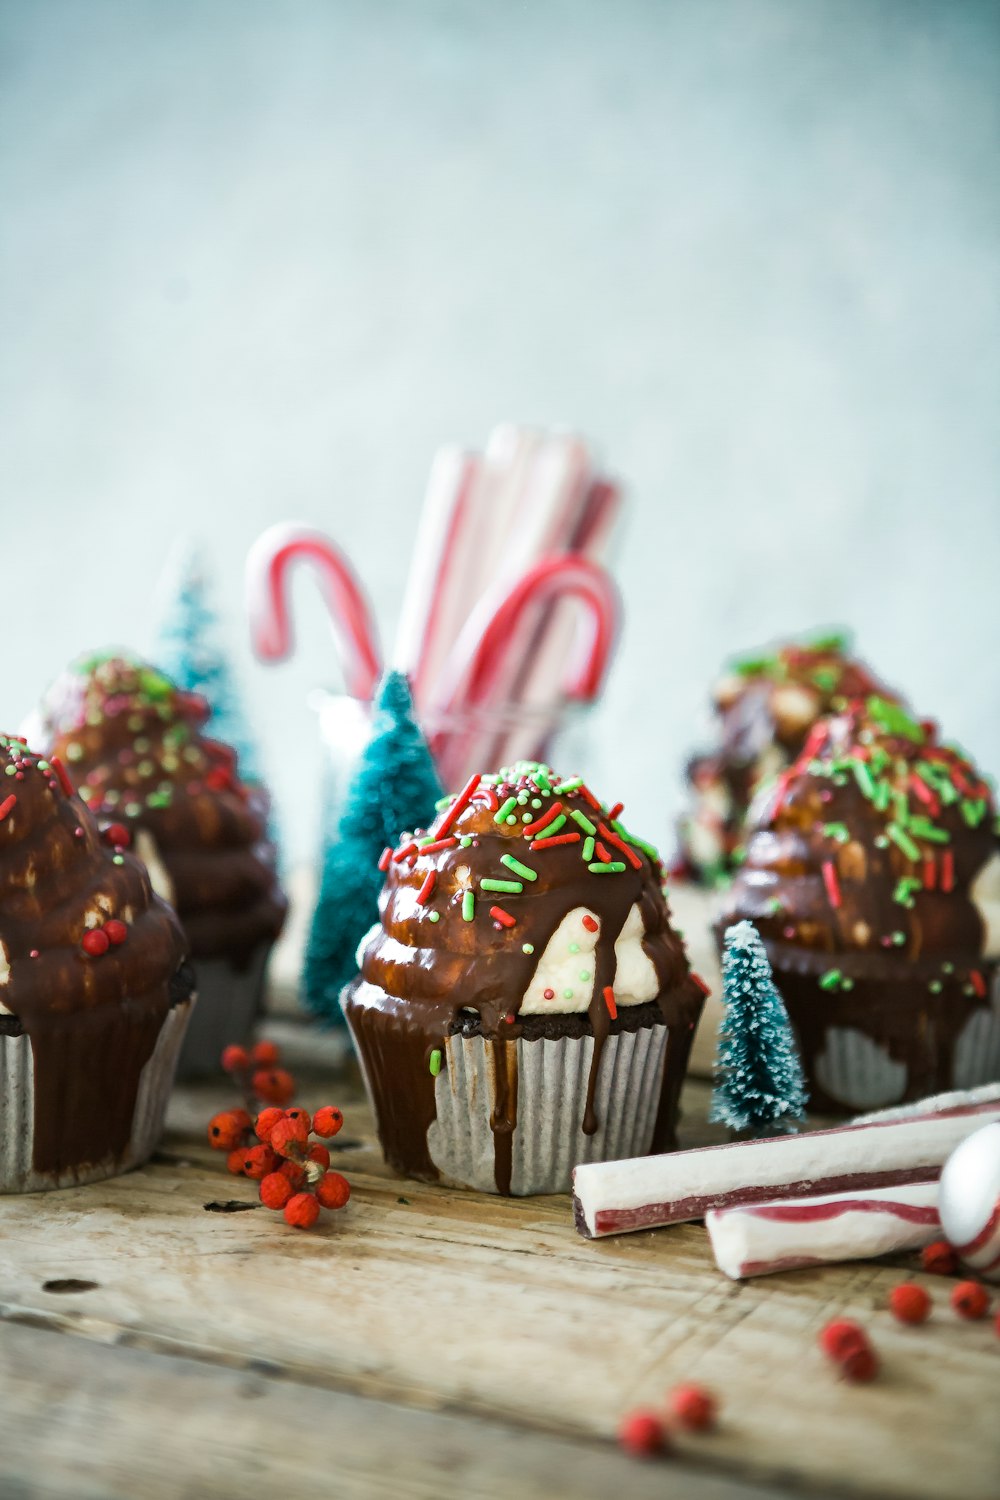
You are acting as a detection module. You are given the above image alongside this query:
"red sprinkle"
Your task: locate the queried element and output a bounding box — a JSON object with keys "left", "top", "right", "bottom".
{"left": 606, "top": 802, "right": 624, "bottom": 821}
{"left": 104, "top": 822, "right": 131, "bottom": 849}
{"left": 81, "top": 928, "right": 109, "bottom": 957}
{"left": 597, "top": 821, "right": 643, "bottom": 869}
{"left": 418, "top": 837, "right": 458, "bottom": 855}
{"left": 970, "top": 970, "right": 987, "bottom": 998}
{"left": 921, "top": 1240, "right": 958, "bottom": 1275}
{"left": 578, "top": 784, "right": 602, "bottom": 811}
{"left": 0, "top": 794, "right": 16, "bottom": 821}
{"left": 923, "top": 856, "right": 937, "bottom": 891}
{"left": 594, "top": 841, "right": 613, "bottom": 863}
{"left": 50, "top": 756, "right": 75, "bottom": 798}
{"left": 822, "top": 860, "right": 841, "bottom": 908}
{"left": 392, "top": 841, "right": 418, "bottom": 864}
{"left": 603, "top": 985, "right": 618, "bottom": 1020}
{"left": 690, "top": 972, "right": 711, "bottom": 997}
{"left": 489, "top": 905, "right": 516, "bottom": 928}
{"left": 889, "top": 1283, "right": 931, "bottom": 1324}
{"left": 377, "top": 846, "right": 392, "bottom": 871}
{"left": 521, "top": 799, "right": 564, "bottom": 837}
{"left": 582, "top": 915, "right": 599, "bottom": 933}
{"left": 543, "top": 988, "right": 555, "bottom": 1000}
{"left": 529, "top": 831, "right": 581, "bottom": 849}
{"left": 416, "top": 870, "right": 437, "bottom": 906}
{"left": 952, "top": 1281, "right": 990, "bottom": 1320}
{"left": 434, "top": 773, "right": 482, "bottom": 838}
{"left": 941, "top": 849, "right": 955, "bottom": 893}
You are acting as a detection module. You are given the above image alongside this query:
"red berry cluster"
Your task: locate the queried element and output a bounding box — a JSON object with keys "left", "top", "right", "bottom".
{"left": 819, "top": 1318, "right": 879, "bottom": 1382}
{"left": 207, "top": 1040, "right": 349, "bottom": 1231}
{"left": 81, "top": 918, "right": 128, "bottom": 957}
{"left": 618, "top": 1383, "right": 718, "bottom": 1458}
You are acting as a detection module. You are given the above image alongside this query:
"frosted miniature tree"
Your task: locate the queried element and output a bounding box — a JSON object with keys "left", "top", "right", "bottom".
{"left": 709, "top": 920, "right": 809, "bottom": 1135}
{"left": 153, "top": 544, "right": 263, "bottom": 784}
{"left": 304, "top": 671, "right": 443, "bottom": 1024}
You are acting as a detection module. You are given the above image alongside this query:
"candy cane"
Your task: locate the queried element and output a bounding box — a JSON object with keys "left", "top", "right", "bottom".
{"left": 246, "top": 524, "right": 382, "bottom": 700}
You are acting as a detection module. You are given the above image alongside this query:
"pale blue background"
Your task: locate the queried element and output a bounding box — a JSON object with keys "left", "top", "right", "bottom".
{"left": 2, "top": 0, "right": 998, "bottom": 865}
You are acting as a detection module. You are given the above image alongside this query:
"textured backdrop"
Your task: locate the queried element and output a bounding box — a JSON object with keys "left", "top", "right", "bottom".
{"left": 2, "top": 0, "right": 998, "bottom": 864}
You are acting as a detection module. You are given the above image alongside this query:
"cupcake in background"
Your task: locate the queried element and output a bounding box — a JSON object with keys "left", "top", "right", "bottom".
{"left": 343, "top": 760, "right": 707, "bottom": 1196}
{"left": 0, "top": 732, "right": 193, "bottom": 1192}
{"left": 31, "top": 653, "right": 286, "bottom": 1076}
{"left": 677, "top": 632, "right": 899, "bottom": 887}
{"left": 720, "top": 695, "right": 1000, "bottom": 1112}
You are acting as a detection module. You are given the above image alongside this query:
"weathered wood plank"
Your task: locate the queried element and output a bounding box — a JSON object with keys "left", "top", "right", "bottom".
{"left": 0, "top": 1322, "right": 797, "bottom": 1500}
{"left": 0, "top": 1064, "right": 995, "bottom": 1500}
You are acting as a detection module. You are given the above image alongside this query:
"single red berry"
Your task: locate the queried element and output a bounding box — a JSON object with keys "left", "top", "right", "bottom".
{"left": 952, "top": 1281, "right": 990, "bottom": 1320}
{"left": 269, "top": 1115, "right": 309, "bottom": 1158}
{"left": 103, "top": 918, "right": 128, "bottom": 946}
{"left": 255, "top": 1107, "right": 285, "bottom": 1143}
{"left": 312, "top": 1106, "right": 344, "bottom": 1138}
{"left": 252, "top": 1067, "right": 296, "bottom": 1105}
{"left": 921, "top": 1240, "right": 958, "bottom": 1276}
{"left": 259, "top": 1172, "right": 295, "bottom": 1210}
{"left": 307, "top": 1143, "right": 331, "bottom": 1170}
{"left": 82, "top": 928, "right": 109, "bottom": 957}
{"left": 284, "top": 1192, "right": 321, "bottom": 1229}
{"left": 236, "top": 1144, "right": 280, "bottom": 1181}
{"left": 283, "top": 1106, "right": 311, "bottom": 1132}
{"left": 888, "top": 1283, "right": 931, "bottom": 1324}
{"left": 280, "top": 1161, "right": 308, "bottom": 1188}
{"left": 315, "top": 1171, "right": 351, "bottom": 1210}
{"left": 668, "top": 1383, "right": 717, "bottom": 1431}
{"left": 104, "top": 822, "right": 131, "bottom": 848}
{"left": 618, "top": 1409, "right": 668, "bottom": 1458}
{"left": 251, "top": 1039, "right": 280, "bottom": 1067}
{"left": 841, "top": 1345, "right": 879, "bottom": 1383}
{"left": 818, "top": 1319, "right": 868, "bottom": 1362}
{"left": 221, "top": 1044, "right": 250, "bottom": 1073}
{"left": 207, "top": 1109, "right": 252, "bottom": 1151}
{"left": 227, "top": 1147, "right": 248, "bottom": 1176}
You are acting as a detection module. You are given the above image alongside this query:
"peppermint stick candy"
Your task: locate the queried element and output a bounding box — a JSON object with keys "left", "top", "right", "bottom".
{"left": 706, "top": 1182, "right": 940, "bottom": 1279}
{"left": 572, "top": 1084, "right": 1000, "bottom": 1240}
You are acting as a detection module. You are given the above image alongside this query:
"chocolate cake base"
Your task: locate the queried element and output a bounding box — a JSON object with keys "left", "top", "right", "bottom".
{"left": 176, "top": 943, "right": 272, "bottom": 1079}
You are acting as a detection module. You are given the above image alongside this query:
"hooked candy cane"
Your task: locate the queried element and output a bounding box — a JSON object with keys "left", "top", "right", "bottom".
{"left": 246, "top": 523, "right": 382, "bottom": 701}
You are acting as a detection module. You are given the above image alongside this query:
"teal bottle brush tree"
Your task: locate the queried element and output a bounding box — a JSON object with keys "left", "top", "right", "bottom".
{"left": 710, "top": 920, "right": 809, "bottom": 1135}
{"left": 304, "top": 671, "right": 443, "bottom": 1024}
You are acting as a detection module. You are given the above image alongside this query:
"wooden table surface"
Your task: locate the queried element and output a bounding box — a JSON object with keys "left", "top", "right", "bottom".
{"left": 1, "top": 1022, "right": 996, "bottom": 1500}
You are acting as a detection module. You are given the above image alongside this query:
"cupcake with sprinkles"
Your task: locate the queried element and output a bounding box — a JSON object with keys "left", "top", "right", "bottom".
{"left": 720, "top": 696, "right": 1000, "bottom": 1112}
{"left": 343, "top": 761, "right": 707, "bottom": 1195}
{"left": 678, "top": 632, "right": 899, "bottom": 886}
{"left": 0, "top": 732, "right": 194, "bottom": 1192}
{"left": 31, "top": 653, "right": 286, "bottom": 1076}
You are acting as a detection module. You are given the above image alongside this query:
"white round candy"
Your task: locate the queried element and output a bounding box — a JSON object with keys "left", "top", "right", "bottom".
{"left": 938, "top": 1122, "right": 1000, "bottom": 1283}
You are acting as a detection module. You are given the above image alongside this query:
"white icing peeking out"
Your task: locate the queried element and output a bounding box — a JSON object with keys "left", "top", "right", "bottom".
{"left": 519, "top": 903, "right": 659, "bottom": 1016}
{"left": 135, "top": 829, "right": 174, "bottom": 906}
{"left": 970, "top": 851, "right": 1000, "bottom": 958}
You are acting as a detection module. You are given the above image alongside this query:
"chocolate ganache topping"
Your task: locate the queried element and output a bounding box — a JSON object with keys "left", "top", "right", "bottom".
{"left": 32, "top": 654, "right": 286, "bottom": 967}
{"left": 721, "top": 695, "right": 1000, "bottom": 989}
{"left": 680, "top": 632, "right": 900, "bottom": 884}
{"left": 0, "top": 732, "right": 190, "bottom": 1175}
{"left": 344, "top": 762, "right": 705, "bottom": 1192}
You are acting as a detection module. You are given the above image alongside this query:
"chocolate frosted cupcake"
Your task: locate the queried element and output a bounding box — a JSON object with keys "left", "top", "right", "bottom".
{"left": 32, "top": 654, "right": 286, "bottom": 1076}
{"left": 679, "top": 633, "right": 898, "bottom": 885}
{"left": 720, "top": 697, "right": 1000, "bottom": 1112}
{"left": 0, "top": 732, "right": 193, "bottom": 1192}
{"left": 343, "top": 762, "right": 706, "bottom": 1195}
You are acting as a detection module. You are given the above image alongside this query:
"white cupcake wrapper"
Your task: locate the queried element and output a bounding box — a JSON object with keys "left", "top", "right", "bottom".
{"left": 176, "top": 945, "right": 271, "bottom": 1078}
{"left": 954, "top": 981, "right": 1000, "bottom": 1088}
{"left": 426, "top": 1024, "right": 669, "bottom": 1196}
{"left": 813, "top": 1026, "right": 909, "bottom": 1112}
{"left": 0, "top": 996, "right": 194, "bottom": 1194}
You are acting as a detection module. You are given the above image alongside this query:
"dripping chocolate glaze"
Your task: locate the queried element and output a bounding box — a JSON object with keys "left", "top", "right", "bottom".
{"left": 343, "top": 769, "right": 704, "bottom": 1193}
{"left": 720, "top": 701, "right": 999, "bottom": 1107}
{"left": 33, "top": 655, "right": 286, "bottom": 969}
{"left": 0, "top": 736, "right": 190, "bottom": 1177}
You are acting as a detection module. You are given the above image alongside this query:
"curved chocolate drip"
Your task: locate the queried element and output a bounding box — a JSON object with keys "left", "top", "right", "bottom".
{"left": 34, "top": 655, "right": 286, "bottom": 968}
{"left": 344, "top": 765, "right": 703, "bottom": 1191}
{"left": 0, "top": 733, "right": 189, "bottom": 1174}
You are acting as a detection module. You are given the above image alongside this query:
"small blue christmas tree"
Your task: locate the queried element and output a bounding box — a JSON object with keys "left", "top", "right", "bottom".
{"left": 153, "top": 544, "right": 263, "bottom": 784}
{"left": 710, "top": 920, "right": 809, "bottom": 1135}
{"left": 304, "top": 671, "right": 443, "bottom": 1024}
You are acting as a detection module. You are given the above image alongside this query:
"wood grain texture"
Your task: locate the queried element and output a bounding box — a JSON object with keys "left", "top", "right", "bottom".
{"left": 0, "top": 1057, "right": 996, "bottom": 1500}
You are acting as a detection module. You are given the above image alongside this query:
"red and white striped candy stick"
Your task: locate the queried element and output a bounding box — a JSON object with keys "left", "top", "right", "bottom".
{"left": 246, "top": 523, "right": 382, "bottom": 700}
{"left": 432, "top": 555, "right": 620, "bottom": 787}
{"left": 572, "top": 1084, "right": 1000, "bottom": 1240}
{"left": 706, "top": 1182, "right": 940, "bottom": 1280}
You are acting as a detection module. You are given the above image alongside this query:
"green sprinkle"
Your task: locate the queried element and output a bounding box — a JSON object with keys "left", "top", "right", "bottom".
{"left": 460, "top": 836, "right": 473, "bottom": 848}
{"left": 428, "top": 1049, "right": 442, "bottom": 1077}
{"left": 516, "top": 792, "right": 529, "bottom": 805}
{"left": 887, "top": 823, "right": 920, "bottom": 862}
{"left": 570, "top": 809, "right": 597, "bottom": 835}
{"left": 579, "top": 970, "right": 591, "bottom": 982}
{"left": 961, "top": 798, "right": 986, "bottom": 828}
{"left": 908, "top": 816, "right": 949, "bottom": 843}
{"left": 522, "top": 943, "right": 534, "bottom": 955}
{"left": 892, "top": 930, "right": 906, "bottom": 946}
{"left": 112, "top": 855, "right": 124, "bottom": 865}
{"left": 534, "top": 770, "right": 551, "bottom": 793}
{"left": 582, "top": 835, "right": 595, "bottom": 862}
{"left": 500, "top": 854, "right": 537, "bottom": 882}
{"left": 435, "top": 795, "right": 452, "bottom": 811}
{"left": 941, "top": 961, "right": 954, "bottom": 974}
{"left": 521, "top": 812, "right": 533, "bottom": 823}
{"left": 610, "top": 820, "right": 660, "bottom": 862}
{"left": 481, "top": 878, "right": 523, "bottom": 894}
{"left": 929, "top": 980, "right": 943, "bottom": 995}
{"left": 3, "top": 766, "right": 14, "bottom": 777}
{"left": 867, "top": 695, "right": 924, "bottom": 743}
{"left": 874, "top": 834, "right": 889, "bottom": 849}
{"left": 563, "top": 988, "right": 575, "bottom": 1000}
{"left": 428, "top": 911, "right": 441, "bottom": 923}
{"left": 822, "top": 822, "right": 850, "bottom": 843}
{"left": 554, "top": 777, "right": 583, "bottom": 794}
{"left": 569, "top": 941, "right": 580, "bottom": 954}
{"left": 495, "top": 796, "right": 518, "bottom": 824}
{"left": 462, "top": 891, "right": 475, "bottom": 922}
{"left": 505, "top": 815, "right": 517, "bottom": 826}
{"left": 819, "top": 969, "right": 843, "bottom": 991}
{"left": 65, "top": 742, "right": 83, "bottom": 762}
{"left": 851, "top": 760, "right": 876, "bottom": 800}
{"left": 531, "top": 799, "right": 542, "bottom": 810}
{"left": 588, "top": 861, "right": 626, "bottom": 874}
{"left": 541, "top": 813, "right": 567, "bottom": 837}
{"left": 893, "top": 877, "right": 921, "bottom": 908}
